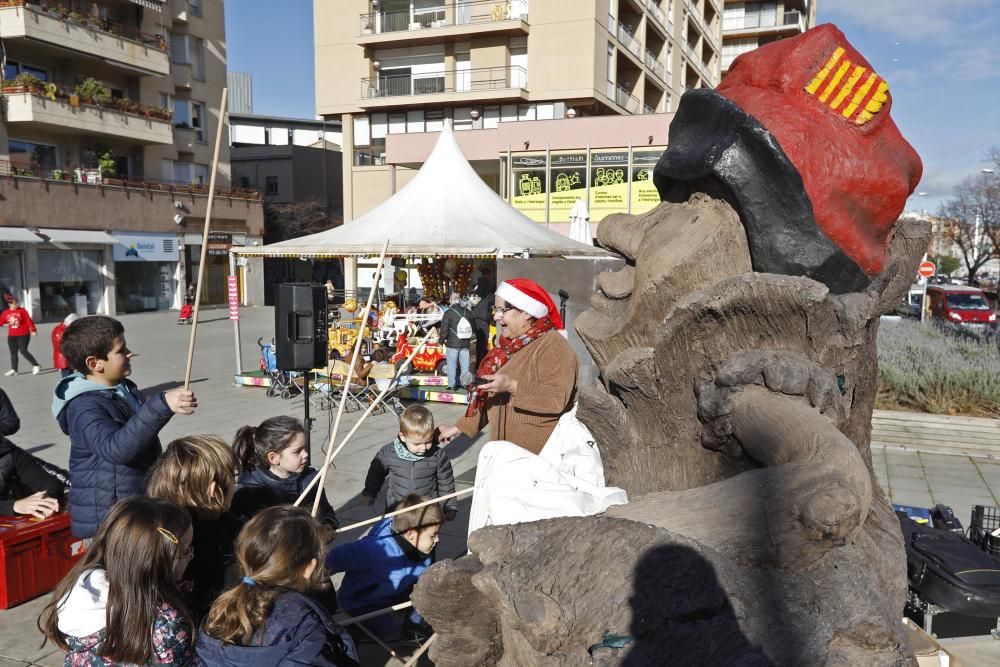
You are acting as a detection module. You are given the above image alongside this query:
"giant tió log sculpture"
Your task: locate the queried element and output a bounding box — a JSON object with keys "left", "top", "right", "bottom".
{"left": 413, "top": 25, "right": 930, "bottom": 666}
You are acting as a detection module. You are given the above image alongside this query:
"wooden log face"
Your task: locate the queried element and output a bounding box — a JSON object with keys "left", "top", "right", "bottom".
{"left": 414, "top": 211, "right": 931, "bottom": 666}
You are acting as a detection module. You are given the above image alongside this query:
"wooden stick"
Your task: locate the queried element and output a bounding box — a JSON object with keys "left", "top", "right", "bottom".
{"left": 354, "top": 622, "right": 407, "bottom": 664}
{"left": 339, "top": 600, "right": 413, "bottom": 626}
{"left": 403, "top": 633, "right": 437, "bottom": 667}
{"left": 293, "top": 329, "right": 434, "bottom": 507}
{"left": 183, "top": 87, "right": 228, "bottom": 391}
{"left": 336, "top": 487, "right": 473, "bottom": 534}
{"left": 310, "top": 239, "right": 390, "bottom": 516}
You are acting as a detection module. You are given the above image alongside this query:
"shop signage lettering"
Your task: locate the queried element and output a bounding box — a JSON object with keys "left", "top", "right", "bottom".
{"left": 112, "top": 232, "right": 179, "bottom": 262}
{"left": 208, "top": 232, "right": 233, "bottom": 257}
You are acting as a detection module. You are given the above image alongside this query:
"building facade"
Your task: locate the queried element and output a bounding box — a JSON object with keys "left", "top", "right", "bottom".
{"left": 315, "top": 0, "right": 724, "bottom": 289}
{"left": 0, "top": 0, "right": 264, "bottom": 321}
{"left": 721, "top": 0, "right": 815, "bottom": 73}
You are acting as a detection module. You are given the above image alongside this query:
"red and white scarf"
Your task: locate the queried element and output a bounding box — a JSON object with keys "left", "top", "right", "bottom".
{"left": 465, "top": 316, "right": 556, "bottom": 418}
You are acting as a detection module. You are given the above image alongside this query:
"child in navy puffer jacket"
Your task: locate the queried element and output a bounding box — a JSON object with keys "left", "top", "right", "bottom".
{"left": 229, "top": 415, "right": 338, "bottom": 530}
{"left": 197, "top": 506, "right": 358, "bottom": 667}
{"left": 51, "top": 316, "right": 197, "bottom": 538}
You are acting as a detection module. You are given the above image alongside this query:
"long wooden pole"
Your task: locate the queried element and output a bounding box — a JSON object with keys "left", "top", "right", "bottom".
{"left": 339, "top": 601, "right": 413, "bottom": 626}
{"left": 183, "top": 87, "right": 228, "bottom": 390}
{"left": 335, "top": 487, "right": 474, "bottom": 534}
{"left": 293, "top": 328, "right": 434, "bottom": 507}
{"left": 310, "top": 240, "right": 390, "bottom": 516}
{"left": 355, "top": 622, "right": 407, "bottom": 664}
{"left": 403, "top": 633, "right": 437, "bottom": 667}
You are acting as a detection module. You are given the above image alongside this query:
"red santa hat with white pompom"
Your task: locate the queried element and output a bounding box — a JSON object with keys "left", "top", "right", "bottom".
{"left": 495, "top": 278, "right": 564, "bottom": 330}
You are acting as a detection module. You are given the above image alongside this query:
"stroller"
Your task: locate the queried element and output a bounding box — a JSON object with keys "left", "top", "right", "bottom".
{"left": 257, "top": 338, "right": 301, "bottom": 399}
{"left": 177, "top": 299, "right": 193, "bottom": 325}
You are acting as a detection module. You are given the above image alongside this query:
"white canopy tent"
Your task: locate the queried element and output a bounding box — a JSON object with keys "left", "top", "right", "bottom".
{"left": 232, "top": 121, "right": 609, "bottom": 260}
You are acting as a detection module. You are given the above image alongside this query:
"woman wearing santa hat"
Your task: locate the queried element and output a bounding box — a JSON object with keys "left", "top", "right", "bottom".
{"left": 437, "top": 278, "right": 578, "bottom": 455}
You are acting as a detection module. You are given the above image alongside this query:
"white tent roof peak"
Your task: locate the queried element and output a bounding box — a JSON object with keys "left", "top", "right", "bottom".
{"left": 235, "top": 121, "right": 610, "bottom": 259}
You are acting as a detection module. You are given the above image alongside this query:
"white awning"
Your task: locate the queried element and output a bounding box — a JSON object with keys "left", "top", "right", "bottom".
{"left": 128, "top": 0, "right": 164, "bottom": 11}
{"left": 35, "top": 228, "right": 117, "bottom": 245}
{"left": 0, "top": 227, "right": 42, "bottom": 243}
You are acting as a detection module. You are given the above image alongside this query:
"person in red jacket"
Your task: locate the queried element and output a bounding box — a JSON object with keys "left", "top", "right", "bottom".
{"left": 51, "top": 313, "right": 78, "bottom": 378}
{"left": 1, "top": 294, "right": 40, "bottom": 376}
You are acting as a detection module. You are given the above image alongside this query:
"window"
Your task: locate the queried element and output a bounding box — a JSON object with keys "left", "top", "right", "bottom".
{"left": 172, "top": 161, "right": 194, "bottom": 184}
{"left": 195, "top": 163, "right": 209, "bottom": 185}
{"left": 170, "top": 34, "right": 205, "bottom": 80}
{"left": 188, "top": 0, "right": 202, "bottom": 17}
{"left": 8, "top": 139, "right": 58, "bottom": 174}
{"left": 191, "top": 102, "right": 205, "bottom": 142}
{"left": 265, "top": 176, "right": 278, "bottom": 195}
{"left": 174, "top": 99, "right": 190, "bottom": 128}
{"left": 424, "top": 109, "right": 444, "bottom": 132}
{"left": 159, "top": 92, "right": 174, "bottom": 110}
{"left": 406, "top": 110, "right": 424, "bottom": 133}
{"left": 3, "top": 61, "right": 48, "bottom": 81}
{"left": 239, "top": 176, "right": 250, "bottom": 188}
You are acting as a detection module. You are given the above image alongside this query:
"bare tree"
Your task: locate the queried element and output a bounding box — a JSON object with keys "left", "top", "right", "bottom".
{"left": 263, "top": 197, "right": 335, "bottom": 244}
{"left": 938, "top": 162, "right": 1000, "bottom": 283}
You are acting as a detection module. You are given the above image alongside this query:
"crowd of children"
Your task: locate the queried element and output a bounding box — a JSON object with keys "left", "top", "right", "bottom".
{"left": 0, "top": 312, "right": 462, "bottom": 666}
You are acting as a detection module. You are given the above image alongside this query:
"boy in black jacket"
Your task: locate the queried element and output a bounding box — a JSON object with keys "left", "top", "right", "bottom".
{"left": 0, "top": 435, "right": 68, "bottom": 517}
{"left": 362, "top": 405, "right": 457, "bottom": 520}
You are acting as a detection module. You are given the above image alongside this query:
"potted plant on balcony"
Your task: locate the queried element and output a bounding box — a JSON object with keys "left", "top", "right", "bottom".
{"left": 98, "top": 150, "right": 116, "bottom": 180}
{"left": 75, "top": 77, "right": 110, "bottom": 107}
{"left": 6, "top": 72, "right": 44, "bottom": 94}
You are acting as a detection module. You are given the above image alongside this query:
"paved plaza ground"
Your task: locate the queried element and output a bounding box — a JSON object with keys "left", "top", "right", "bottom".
{"left": 0, "top": 306, "right": 998, "bottom": 665}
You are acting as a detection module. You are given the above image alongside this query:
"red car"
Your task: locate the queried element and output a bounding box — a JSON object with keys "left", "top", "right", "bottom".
{"left": 390, "top": 333, "right": 448, "bottom": 374}
{"left": 926, "top": 285, "right": 997, "bottom": 329}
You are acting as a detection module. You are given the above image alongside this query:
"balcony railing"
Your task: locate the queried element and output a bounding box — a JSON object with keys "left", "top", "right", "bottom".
{"left": 0, "top": 160, "right": 262, "bottom": 200}
{"left": 1, "top": 80, "right": 172, "bottom": 122}
{"left": 615, "top": 84, "right": 640, "bottom": 113}
{"left": 783, "top": 10, "right": 804, "bottom": 30}
{"left": 644, "top": 49, "right": 666, "bottom": 81}
{"left": 359, "top": 0, "right": 528, "bottom": 35}
{"left": 361, "top": 65, "right": 526, "bottom": 98}
{"left": 723, "top": 10, "right": 804, "bottom": 34}
{"left": 643, "top": 103, "right": 655, "bottom": 114}
{"left": 0, "top": 1, "right": 169, "bottom": 75}
{"left": 617, "top": 23, "right": 642, "bottom": 58}
{"left": 646, "top": 0, "right": 666, "bottom": 25}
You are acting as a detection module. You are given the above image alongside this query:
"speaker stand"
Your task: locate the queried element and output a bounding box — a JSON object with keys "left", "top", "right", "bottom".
{"left": 302, "top": 370, "right": 314, "bottom": 450}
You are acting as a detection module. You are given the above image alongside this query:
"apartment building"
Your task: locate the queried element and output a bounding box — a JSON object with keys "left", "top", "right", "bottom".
{"left": 0, "top": 0, "right": 264, "bottom": 321}
{"left": 721, "top": 0, "right": 815, "bottom": 73}
{"left": 315, "top": 0, "right": 724, "bottom": 249}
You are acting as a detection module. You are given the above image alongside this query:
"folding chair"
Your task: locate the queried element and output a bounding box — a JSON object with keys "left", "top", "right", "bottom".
{"left": 317, "top": 361, "right": 373, "bottom": 413}
{"left": 370, "top": 362, "right": 405, "bottom": 416}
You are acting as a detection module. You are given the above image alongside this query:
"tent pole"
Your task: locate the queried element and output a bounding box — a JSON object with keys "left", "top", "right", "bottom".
{"left": 544, "top": 143, "right": 551, "bottom": 228}
{"left": 229, "top": 250, "right": 243, "bottom": 375}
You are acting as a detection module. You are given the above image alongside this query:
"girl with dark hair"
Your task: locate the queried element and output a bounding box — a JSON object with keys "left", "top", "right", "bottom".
{"left": 38, "top": 496, "right": 194, "bottom": 666}
{"left": 147, "top": 435, "right": 242, "bottom": 623}
{"left": 229, "top": 415, "right": 338, "bottom": 531}
{"left": 196, "top": 506, "right": 358, "bottom": 667}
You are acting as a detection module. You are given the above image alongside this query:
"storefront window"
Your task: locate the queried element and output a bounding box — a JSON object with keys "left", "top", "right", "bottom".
{"left": 116, "top": 263, "right": 176, "bottom": 313}
{"left": 0, "top": 251, "right": 25, "bottom": 304}
{"left": 38, "top": 249, "right": 104, "bottom": 322}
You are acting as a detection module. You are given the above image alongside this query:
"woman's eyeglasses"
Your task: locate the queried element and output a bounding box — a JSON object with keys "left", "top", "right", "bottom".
{"left": 492, "top": 305, "right": 518, "bottom": 316}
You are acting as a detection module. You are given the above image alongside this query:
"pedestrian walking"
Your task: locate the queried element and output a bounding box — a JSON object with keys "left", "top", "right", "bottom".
{"left": 439, "top": 292, "right": 473, "bottom": 390}
{"left": 1, "top": 294, "right": 40, "bottom": 376}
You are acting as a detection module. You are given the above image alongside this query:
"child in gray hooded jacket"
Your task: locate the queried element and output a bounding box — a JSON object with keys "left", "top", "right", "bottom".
{"left": 361, "top": 405, "right": 457, "bottom": 520}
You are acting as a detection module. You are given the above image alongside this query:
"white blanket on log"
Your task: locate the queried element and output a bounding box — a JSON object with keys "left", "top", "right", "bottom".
{"left": 467, "top": 406, "right": 628, "bottom": 536}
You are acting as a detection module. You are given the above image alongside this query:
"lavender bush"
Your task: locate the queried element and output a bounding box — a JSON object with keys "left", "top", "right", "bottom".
{"left": 877, "top": 318, "right": 1000, "bottom": 417}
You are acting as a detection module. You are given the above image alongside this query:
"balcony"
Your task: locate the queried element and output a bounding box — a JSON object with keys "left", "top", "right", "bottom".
{"left": 644, "top": 50, "right": 666, "bottom": 82}
{"left": 172, "top": 62, "right": 193, "bottom": 89}
{"left": 615, "top": 84, "right": 640, "bottom": 113}
{"left": 722, "top": 10, "right": 806, "bottom": 38}
{"left": 0, "top": 2, "right": 169, "bottom": 76}
{"left": 646, "top": 0, "right": 666, "bottom": 26}
{"left": 0, "top": 165, "right": 263, "bottom": 245}
{"left": 617, "top": 22, "right": 642, "bottom": 59}
{"left": 359, "top": 65, "right": 527, "bottom": 109}
{"left": 1, "top": 85, "right": 173, "bottom": 144}
{"left": 358, "top": 0, "right": 528, "bottom": 46}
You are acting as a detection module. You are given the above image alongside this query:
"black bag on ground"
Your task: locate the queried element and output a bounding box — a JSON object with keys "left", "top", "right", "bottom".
{"left": 897, "top": 510, "right": 1000, "bottom": 617}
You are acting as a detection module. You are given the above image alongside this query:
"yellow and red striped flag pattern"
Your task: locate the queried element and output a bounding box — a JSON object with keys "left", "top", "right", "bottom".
{"left": 804, "top": 46, "right": 888, "bottom": 126}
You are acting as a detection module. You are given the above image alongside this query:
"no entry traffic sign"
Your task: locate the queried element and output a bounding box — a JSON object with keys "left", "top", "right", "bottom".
{"left": 917, "top": 261, "right": 936, "bottom": 278}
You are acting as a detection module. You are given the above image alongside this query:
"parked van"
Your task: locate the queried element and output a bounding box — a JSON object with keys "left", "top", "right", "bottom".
{"left": 925, "top": 285, "right": 997, "bottom": 329}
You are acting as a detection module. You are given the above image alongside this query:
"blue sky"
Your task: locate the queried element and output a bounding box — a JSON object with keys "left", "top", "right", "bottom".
{"left": 226, "top": 1, "right": 1000, "bottom": 214}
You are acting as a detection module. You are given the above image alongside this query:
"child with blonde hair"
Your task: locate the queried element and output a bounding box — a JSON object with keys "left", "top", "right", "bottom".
{"left": 39, "top": 496, "right": 195, "bottom": 666}
{"left": 196, "top": 506, "right": 358, "bottom": 667}
{"left": 147, "top": 434, "right": 241, "bottom": 622}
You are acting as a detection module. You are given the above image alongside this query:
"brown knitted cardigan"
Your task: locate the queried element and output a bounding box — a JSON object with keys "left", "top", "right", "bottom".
{"left": 456, "top": 329, "right": 578, "bottom": 455}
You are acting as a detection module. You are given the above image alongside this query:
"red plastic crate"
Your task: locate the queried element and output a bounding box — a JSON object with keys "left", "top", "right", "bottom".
{"left": 0, "top": 513, "right": 85, "bottom": 609}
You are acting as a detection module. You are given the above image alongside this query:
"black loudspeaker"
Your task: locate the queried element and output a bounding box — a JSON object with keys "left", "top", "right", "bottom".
{"left": 275, "top": 283, "right": 328, "bottom": 371}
